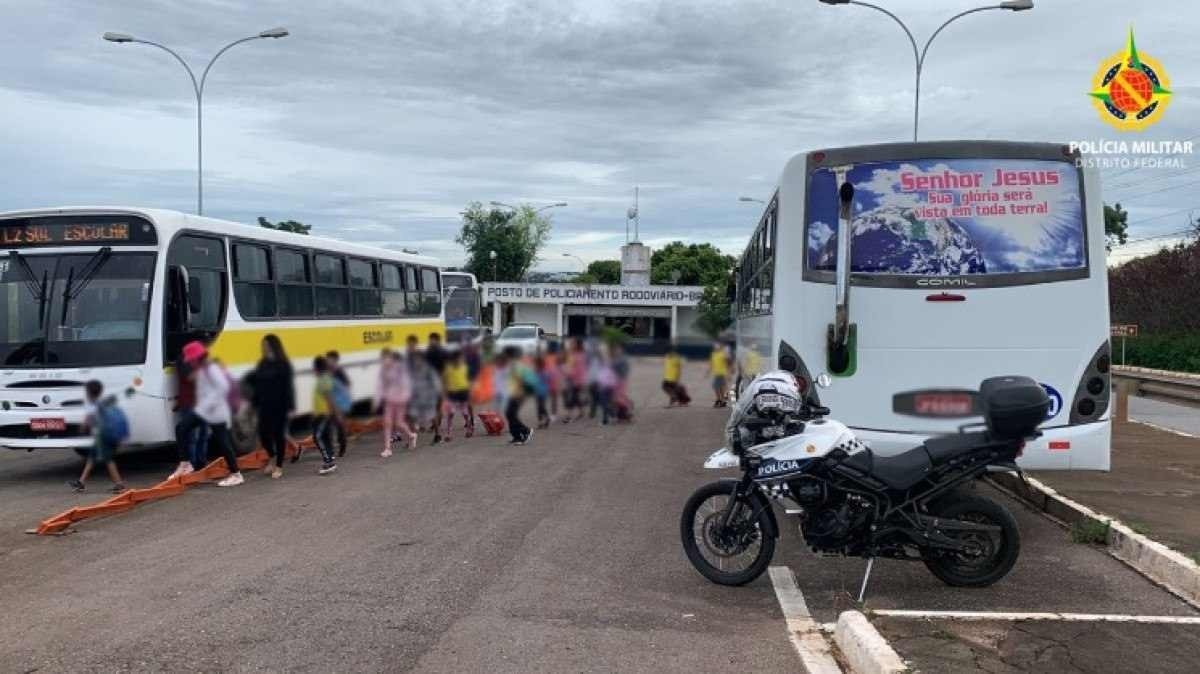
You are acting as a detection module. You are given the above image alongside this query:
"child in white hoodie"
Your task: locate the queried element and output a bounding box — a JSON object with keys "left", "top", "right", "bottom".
{"left": 181, "top": 341, "right": 244, "bottom": 487}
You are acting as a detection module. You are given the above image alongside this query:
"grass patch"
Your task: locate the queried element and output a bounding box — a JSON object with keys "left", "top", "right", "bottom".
{"left": 1070, "top": 518, "right": 1111, "bottom": 545}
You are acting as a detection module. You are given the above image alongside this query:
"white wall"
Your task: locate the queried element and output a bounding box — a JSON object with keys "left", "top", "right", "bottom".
{"left": 513, "top": 303, "right": 560, "bottom": 335}
{"left": 675, "top": 307, "right": 708, "bottom": 342}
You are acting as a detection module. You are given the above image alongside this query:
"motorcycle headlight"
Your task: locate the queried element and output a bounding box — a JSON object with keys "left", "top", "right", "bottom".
{"left": 754, "top": 392, "right": 799, "bottom": 414}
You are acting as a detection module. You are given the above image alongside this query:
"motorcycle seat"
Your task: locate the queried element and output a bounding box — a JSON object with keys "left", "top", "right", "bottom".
{"left": 841, "top": 446, "right": 931, "bottom": 491}
{"left": 922, "top": 431, "right": 991, "bottom": 465}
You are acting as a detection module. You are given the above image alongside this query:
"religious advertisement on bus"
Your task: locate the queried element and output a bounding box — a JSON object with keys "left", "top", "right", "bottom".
{"left": 807, "top": 158, "right": 1085, "bottom": 276}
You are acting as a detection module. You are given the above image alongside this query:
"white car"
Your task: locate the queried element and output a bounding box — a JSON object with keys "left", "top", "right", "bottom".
{"left": 495, "top": 324, "right": 544, "bottom": 356}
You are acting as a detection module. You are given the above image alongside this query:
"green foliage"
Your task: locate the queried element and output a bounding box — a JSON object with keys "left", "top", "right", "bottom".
{"left": 1103, "top": 203, "right": 1128, "bottom": 249}
{"left": 651, "top": 241, "right": 736, "bottom": 286}
{"left": 456, "top": 202, "right": 552, "bottom": 282}
{"left": 695, "top": 283, "right": 733, "bottom": 339}
{"left": 573, "top": 272, "right": 599, "bottom": 285}
{"left": 1109, "top": 239, "right": 1200, "bottom": 345}
{"left": 1118, "top": 333, "right": 1200, "bottom": 373}
{"left": 1070, "top": 518, "right": 1111, "bottom": 545}
{"left": 258, "top": 216, "right": 311, "bottom": 235}
{"left": 586, "top": 260, "right": 621, "bottom": 284}
{"left": 599, "top": 325, "right": 628, "bottom": 346}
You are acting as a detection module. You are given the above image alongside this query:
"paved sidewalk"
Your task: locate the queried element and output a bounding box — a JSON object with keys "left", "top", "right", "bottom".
{"left": 1030, "top": 418, "right": 1200, "bottom": 561}
{"left": 874, "top": 616, "right": 1200, "bottom": 673}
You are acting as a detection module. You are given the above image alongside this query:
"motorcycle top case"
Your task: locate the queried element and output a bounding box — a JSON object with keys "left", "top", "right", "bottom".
{"left": 979, "top": 375, "right": 1050, "bottom": 439}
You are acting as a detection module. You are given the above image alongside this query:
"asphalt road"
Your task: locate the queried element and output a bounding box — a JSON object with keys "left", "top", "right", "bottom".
{"left": 0, "top": 361, "right": 796, "bottom": 673}
{"left": 1129, "top": 395, "right": 1200, "bottom": 437}
{"left": 1, "top": 359, "right": 1195, "bottom": 672}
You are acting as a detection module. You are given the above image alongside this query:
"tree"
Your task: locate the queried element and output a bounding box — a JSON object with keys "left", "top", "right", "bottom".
{"left": 695, "top": 282, "right": 733, "bottom": 339}
{"left": 258, "top": 216, "right": 312, "bottom": 235}
{"left": 457, "top": 202, "right": 552, "bottom": 282}
{"left": 586, "top": 260, "right": 621, "bottom": 284}
{"left": 1104, "top": 203, "right": 1128, "bottom": 249}
{"left": 651, "top": 241, "right": 736, "bottom": 286}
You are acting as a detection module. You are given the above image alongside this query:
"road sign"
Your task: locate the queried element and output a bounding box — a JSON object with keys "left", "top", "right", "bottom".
{"left": 1111, "top": 324, "right": 1139, "bottom": 338}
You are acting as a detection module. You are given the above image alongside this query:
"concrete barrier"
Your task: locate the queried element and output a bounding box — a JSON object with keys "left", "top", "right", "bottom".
{"left": 834, "top": 611, "right": 908, "bottom": 674}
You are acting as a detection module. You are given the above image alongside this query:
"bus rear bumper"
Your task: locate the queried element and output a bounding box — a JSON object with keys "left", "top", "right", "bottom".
{"left": 853, "top": 421, "right": 1112, "bottom": 471}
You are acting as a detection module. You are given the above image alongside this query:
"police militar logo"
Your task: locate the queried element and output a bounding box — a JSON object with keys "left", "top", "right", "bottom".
{"left": 1088, "top": 28, "right": 1172, "bottom": 131}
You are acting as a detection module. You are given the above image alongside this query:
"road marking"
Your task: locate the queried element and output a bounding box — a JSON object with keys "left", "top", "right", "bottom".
{"left": 874, "top": 610, "right": 1200, "bottom": 624}
{"left": 768, "top": 565, "right": 842, "bottom": 674}
{"left": 1130, "top": 417, "right": 1200, "bottom": 439}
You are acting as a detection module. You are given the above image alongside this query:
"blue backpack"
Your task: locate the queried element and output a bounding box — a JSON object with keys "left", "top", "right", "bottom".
{"left": 97, "top": 401, "right": 130, "bottom": 445}
{"left": 330, "top": 377, "right": 353, "bottom": 414}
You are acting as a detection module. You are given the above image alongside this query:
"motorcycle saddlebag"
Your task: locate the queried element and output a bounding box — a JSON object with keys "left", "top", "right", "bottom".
{"left": 979, "top": 375, "right": 1050, "bottom": 439}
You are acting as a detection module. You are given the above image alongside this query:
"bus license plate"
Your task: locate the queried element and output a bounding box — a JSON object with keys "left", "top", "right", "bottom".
{"left": 30, "top": 418, "right": 66, "bottom": 432}
{"left": 914, "top": 393, "right": 973, "bottom": 417}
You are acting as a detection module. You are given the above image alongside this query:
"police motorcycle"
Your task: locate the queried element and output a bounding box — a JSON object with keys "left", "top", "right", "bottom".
{"left": 680, "top": 370, "right": 1049, "bottom": 594}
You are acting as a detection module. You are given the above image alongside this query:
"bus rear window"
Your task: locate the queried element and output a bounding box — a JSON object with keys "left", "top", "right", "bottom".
{"left": 806, "top": 158, "right": 1085, "bottom": 277}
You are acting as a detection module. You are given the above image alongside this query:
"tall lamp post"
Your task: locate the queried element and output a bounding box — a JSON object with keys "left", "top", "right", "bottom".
{"left": 817, "top": 0, "right": 1033, "bottom": 141}
{"left": 103, "top": 28, "right": 289, "bottom": 215}
{"left": 562, "top": 253, "right": 587, "bottom": 271}
{"left": 490, "top": 201, "right": 568, "bottom": 214}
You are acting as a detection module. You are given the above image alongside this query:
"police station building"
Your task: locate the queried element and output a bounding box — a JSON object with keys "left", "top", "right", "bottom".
{"left": 481, "top": 242, "right": 708, "bottom": 351}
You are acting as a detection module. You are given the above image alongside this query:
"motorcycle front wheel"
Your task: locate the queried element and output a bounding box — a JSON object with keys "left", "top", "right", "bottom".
{"left": 680, "top": 480, "right": 775, "bottom": 586}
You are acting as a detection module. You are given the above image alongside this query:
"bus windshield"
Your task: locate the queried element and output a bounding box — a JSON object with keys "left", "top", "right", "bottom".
{"left": 442, "top": 274, "right": 475, "bottom": 290}
{"left": 445, "top": 287, "right": 481, "bottom": 328}
{"left": 806, "top": 158, "right": 1086, "bottom": 281}
{"left": 0, "top": 251, "right": 155, "bottom": 367}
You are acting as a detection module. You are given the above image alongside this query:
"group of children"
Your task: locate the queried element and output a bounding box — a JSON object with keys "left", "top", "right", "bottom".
{"left": 68, "top": 332, "right": 737, "bottom": 493}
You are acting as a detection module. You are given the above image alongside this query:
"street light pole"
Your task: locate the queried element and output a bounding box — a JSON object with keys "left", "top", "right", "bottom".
{"left": 562, "top": 253, "right": 586, "bottom": 270}
{"left": 490, "top": 201, "right": 568, "bottom": 214}
{"left": 103, "top": 28, "right": 289, "bottom": 215}
{"left": 818, "top": 0, "right": 1032, "bottom": 141}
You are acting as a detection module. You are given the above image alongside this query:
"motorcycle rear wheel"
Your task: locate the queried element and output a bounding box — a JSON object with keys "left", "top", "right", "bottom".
{"left": 680, "top": 481, "right": 775, "bottom": 586}
{"left": 922, "top": 493, "right": 1020, "bottom": 588}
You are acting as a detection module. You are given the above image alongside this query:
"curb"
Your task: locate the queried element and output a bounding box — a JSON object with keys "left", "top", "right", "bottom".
{"left": 834, "top": 611, "right": 908, "bottom": 674}
{"left": 989, "top": 472, "right": 1200, "bottom": 609}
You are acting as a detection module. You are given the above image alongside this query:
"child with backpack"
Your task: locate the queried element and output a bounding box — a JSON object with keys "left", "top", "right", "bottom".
{"left": 325, "top": 351, "right": 351, "bottom": 457}
{"left": 309, "top": 356, "right": 344, "bottom": 474}
{"left": 68, "top": 380, "right": 128, "bottom": 493}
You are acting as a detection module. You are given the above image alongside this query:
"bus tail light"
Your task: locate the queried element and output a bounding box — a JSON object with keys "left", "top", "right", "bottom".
{"left": 1069, "top": 341, "right": 1111, "bottom": 424}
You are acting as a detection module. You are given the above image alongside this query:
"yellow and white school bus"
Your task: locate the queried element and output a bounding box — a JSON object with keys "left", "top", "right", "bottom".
{"left": 0, "top": 207, "right": 444, "bottom": 452}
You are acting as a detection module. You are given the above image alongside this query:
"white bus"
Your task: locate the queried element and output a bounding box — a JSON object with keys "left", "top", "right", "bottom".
{"left": 0, "top": 207, "right": 444, "bottom": 453}
{"left": 440, "top": 270, "right": 484, "bottom": 343}
{"left": 735, "top": 141, "right": 1111, "bottom": 470}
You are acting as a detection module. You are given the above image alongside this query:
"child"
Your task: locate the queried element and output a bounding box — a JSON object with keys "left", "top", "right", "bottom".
{"left": 564, "top": 339, "right": 587, "bottom": 422}
{"left": 504, "top": 347, "right": 535, "bottom": 444}
{"left": 325, "top": 350, "right": 350, "bottom": 457}
{"left": 68, "top": 380, "right": 128, "bottom": 493}
{"left": 377, "top": 348, "right": 416, "bottom": 457}
{"left": 406, "top": 336, "right": 442, "bottom": 442}
{"left": 708, "top": 341, "right": 730, "bottom": 408}
{"left": 441, "top": 347, "right": 474, "bottom": 441}
{"left": 535, "top": 354, "right": 555, "bottom": 429}
{"left": 662, "top": 345, "right": 684, "bottom": 406}
{"left": 185, "top": 341, "right": 245, "bottom": 487}
{"left": 310, "top": 356, "right": 340, "bottom": 474}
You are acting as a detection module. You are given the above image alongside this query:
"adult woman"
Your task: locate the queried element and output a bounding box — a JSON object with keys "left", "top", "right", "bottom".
{"left": 249, "top": 334, "right": 295, "bottom": 479}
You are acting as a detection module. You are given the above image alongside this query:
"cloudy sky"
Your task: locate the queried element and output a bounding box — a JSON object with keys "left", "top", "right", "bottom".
{"left": 1, "top": 0, "right": 1196, "bottom": 270}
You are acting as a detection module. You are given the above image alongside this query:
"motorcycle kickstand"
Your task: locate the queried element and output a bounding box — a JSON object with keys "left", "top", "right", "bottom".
{"left": 856, "top": 557, "right": 875, "bottom": 603}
